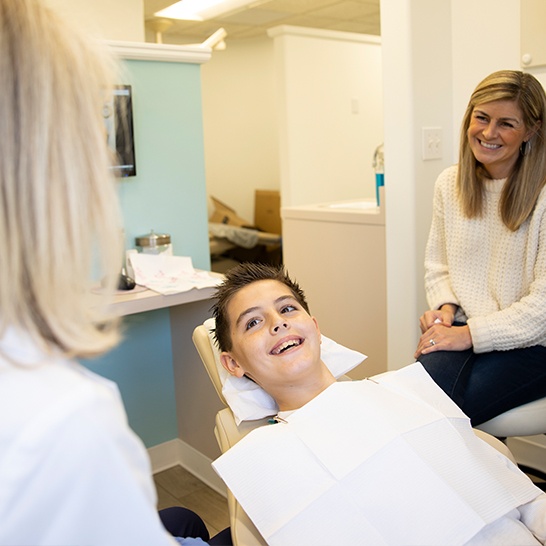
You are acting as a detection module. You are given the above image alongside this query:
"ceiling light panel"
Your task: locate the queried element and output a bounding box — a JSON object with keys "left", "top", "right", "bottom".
{"left": 155, "top": 0, "right": 262, "bottom": 21}
{"left": 219, "top": 8, "right": 288, "bottom": 25}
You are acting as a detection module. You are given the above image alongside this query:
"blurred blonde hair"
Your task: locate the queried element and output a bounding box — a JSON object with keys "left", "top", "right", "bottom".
{"left": 458, "top": 70, "right": 546, "bottom": 231}
{"left": 0, "top": 0, "right": 123, "bottom": 358}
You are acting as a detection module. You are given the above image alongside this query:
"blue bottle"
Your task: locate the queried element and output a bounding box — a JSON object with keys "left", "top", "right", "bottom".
{"left": 373, "top": 143, "right": 384, "bottom": 206}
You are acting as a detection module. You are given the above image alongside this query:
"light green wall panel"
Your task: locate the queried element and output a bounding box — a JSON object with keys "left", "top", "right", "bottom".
{"left": 118, "top": 59, "right": 210, "bottom": 269}
{"left": 84, "top": 310, "right": 176, "bottom": 448}
{"left": 83, "top": 58, "right": 210, "bottom": 448}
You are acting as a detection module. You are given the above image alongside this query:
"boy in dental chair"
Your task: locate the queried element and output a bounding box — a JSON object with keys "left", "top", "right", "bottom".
{"left": 211, "top": 263, "right": 546, "bottom": 546}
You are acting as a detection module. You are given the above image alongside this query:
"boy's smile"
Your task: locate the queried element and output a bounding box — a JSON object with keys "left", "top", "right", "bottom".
{"left": 220, "top": 279, "right": 324, "bottom": 395}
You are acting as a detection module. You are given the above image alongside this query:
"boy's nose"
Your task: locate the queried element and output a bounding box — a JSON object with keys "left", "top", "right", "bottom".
{"left": 272, "top": 321, "right": 289, "bottom": 333}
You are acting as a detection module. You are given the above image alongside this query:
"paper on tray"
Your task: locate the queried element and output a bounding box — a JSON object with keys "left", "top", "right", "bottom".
{"left": 212, "top": 363, "right": 542, "bottom": 546}
{"left": 128, "top": 253, "right": 221, "bottom": 295}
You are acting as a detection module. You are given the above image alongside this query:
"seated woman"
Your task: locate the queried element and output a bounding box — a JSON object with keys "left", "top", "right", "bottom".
{"left": 415, "top": 70, "right": 546, "bottom": 426}
{"left": 211, "top": 263, "right": 546, "bottom": 546}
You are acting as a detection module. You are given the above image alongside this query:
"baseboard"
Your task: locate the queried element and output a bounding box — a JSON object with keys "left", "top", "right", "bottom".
{"left": 148, "top": 439, "right": 227, "bottom": 498}
{"left": 507, "top": 434, "right": 546, "bottom": 475}
{"left": 147, "top": 439, "right": 181, "bottom": 474}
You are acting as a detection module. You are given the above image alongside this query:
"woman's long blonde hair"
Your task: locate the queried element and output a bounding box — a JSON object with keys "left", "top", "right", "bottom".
{"left": 458, "top": 70, "right": 546, "bottom": 231}
{"left": 0, "top": 0, "right": 123, "bottom": 358}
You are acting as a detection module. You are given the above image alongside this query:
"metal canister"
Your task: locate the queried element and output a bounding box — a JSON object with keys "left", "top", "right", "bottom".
{"left": 135, "top": 230, "right": 171, "bottom": 254}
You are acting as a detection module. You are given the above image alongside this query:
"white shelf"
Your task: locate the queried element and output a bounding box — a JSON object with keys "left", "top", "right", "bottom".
{"left": 99, "top": 271, "right": 224, "bottom": 317}
{"left": 109, "top": 285, "right": 217, "bottom": 317}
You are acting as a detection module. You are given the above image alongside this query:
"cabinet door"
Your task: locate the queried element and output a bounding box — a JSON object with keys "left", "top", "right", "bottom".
{"left": 521, "top": 0, "right": 546, "bottom": 68}
{"left": 283, "top": 217, "right": 387, "bottom": 378}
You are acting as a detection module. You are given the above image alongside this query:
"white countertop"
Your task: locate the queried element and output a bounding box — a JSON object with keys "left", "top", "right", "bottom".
{"left": 98, "top": 271, "right": 224, "bottom": 317}
{"left": 282, "top": 197, "right": 385, "bottom": 226}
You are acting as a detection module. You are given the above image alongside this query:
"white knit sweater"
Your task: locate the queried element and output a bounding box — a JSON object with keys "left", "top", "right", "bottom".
{"left": 425, "top": 164, "right": 546, "bottom": 353}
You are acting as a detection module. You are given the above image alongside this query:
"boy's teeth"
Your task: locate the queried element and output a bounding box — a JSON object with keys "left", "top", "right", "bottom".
{"left": 273, "top": 339, "right": 301, "bottom": 354}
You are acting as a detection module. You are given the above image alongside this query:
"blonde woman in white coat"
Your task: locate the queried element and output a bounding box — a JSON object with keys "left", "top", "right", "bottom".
{"left": 0, "top": 1, "right": 229, "bottom": 544}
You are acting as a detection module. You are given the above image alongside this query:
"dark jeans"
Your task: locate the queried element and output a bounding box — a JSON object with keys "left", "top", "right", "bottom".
{"left": 159, "top": 506, "right": 232, "bottom": 545}
{"left": 418, "top": 342, "right": 546, "bottom": 426}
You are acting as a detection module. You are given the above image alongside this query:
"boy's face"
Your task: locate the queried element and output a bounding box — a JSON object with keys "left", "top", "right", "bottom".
{"left": 220, "top": 279, "right": 322, "bottom": 392}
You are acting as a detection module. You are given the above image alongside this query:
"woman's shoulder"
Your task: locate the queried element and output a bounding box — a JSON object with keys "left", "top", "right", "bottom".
{"left": 537, "top": 183, "right": 546, "bottom": 206}
{"left": 433, "top": 165, "right": 459, "bottom": 198}
{"left": 436, "top": 164, "right": 458, "bottom": 185}
{"left": 530, "top": 183, "right": 546, "bottom": 225}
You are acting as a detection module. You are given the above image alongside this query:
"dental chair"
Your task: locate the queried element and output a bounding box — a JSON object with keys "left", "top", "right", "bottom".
{"left": 192, "top": 321, "right": 518, "bottom": 546}
{"left": 192, "top": 323, "right": 269, "bottom": 546}
{"left": 476, "top": 397, "right": 546, "bottom": 438}
{"left": 475, "top": 395, "right": 546, "bottom": 480}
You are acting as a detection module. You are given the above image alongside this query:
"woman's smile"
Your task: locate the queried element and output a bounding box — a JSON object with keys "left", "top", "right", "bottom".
{"left": 467, "top": 99, "right": 532, "bottom": 179}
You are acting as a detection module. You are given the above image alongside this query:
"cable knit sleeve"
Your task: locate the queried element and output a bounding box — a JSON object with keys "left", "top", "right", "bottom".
{"left": 468, "top": 192, "right": 546, "bottom": 352}
{"left": 424, "top": 166, "right": 546, "bottom": 352}
{"left": 424, "top": 166, "right": 463, "bottom": 316}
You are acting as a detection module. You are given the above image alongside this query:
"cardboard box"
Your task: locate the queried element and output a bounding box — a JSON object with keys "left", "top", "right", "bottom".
{"left": 254, "top": 190, "right": 281, "bottom": 234}
{"left": 209, "top": 196, "right": 252, "bottom": 228}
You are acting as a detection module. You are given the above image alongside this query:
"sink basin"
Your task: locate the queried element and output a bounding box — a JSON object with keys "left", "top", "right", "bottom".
{"left": 323, "top": 200, "right": 378, "bottom": 210}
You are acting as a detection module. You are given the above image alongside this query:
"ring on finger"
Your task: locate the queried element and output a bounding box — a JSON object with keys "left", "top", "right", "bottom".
{"left": 429, "top": 339, "right": 436, "bottom": 346}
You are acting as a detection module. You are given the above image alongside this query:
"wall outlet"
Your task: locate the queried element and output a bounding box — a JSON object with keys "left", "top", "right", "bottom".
{"left": 422, "top": 127, "right": 442, "bottom": 160}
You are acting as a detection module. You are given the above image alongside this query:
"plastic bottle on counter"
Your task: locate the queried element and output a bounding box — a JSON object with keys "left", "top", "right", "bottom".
{"left": 373, "top": 143, "right": 384, "bottom": 206}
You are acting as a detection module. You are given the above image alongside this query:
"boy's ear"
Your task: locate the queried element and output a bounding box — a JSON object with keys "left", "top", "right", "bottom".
{"left": 220, "top": 352, "right": 245, "bottom": 378}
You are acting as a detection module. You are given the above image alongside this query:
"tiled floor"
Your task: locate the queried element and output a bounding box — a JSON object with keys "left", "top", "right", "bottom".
{"left": 154, "top": 465, "right": 229, "bottom": 538}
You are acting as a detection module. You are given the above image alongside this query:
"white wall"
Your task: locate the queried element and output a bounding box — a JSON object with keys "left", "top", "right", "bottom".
{"left": 201, "top": 26, "right": 383, "bottom": 221}
{"left": 381, "top": 0, "right": 522, "bottom": 370}
{"left": 201, "top": 38, "right": 279, "bottom": 223}
{"left": 270, "top": 26, "right": 383, "bottom": 207}
{"left": 450, "top": 1, "right": 521, "bottom": 151}
{"left": 43, "top": 0, "right": 144, "bottom": 42}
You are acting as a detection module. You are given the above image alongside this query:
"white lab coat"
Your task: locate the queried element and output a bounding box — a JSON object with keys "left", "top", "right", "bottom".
{"left": 0, "top": 327, "right": 179, "bottom": 546}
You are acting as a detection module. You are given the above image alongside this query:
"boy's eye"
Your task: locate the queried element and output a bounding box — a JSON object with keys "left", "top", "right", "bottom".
{"left": 281, "top": 304, "right": 297, "bottom": 314}
{"left": 245, "top": 318, "right": 260, "bottom": 330}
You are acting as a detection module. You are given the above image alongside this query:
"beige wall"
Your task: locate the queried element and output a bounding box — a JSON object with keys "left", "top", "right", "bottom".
{"left": 43, "top": 0, "right": 144, "bottom": 42}
{"left": 201, "top": 37, "right": 279, "bottom": 223}
{"left": 202, "top": 27, "right": 382, "bottom": 221}
{"left": 270, "top": 26, "right": 383, "bottom": 208}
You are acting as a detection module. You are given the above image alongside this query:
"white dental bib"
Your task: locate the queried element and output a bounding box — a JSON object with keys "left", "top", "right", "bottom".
{"left": 213, "top": 363, "right": 541, "bottom": 546}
